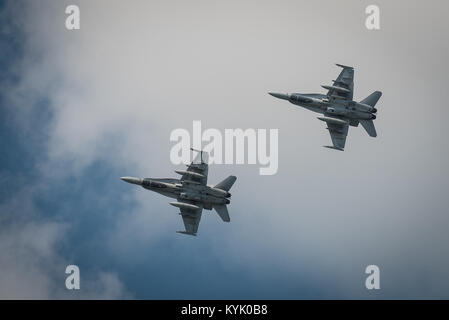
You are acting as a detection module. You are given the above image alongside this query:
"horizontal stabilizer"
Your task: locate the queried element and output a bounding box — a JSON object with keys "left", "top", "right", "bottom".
{"left": 214, "top": 175, "right": 237, "bottom": 192}
{"left": 360, "top": 120, "right": 377, "bottom": 137}
{"left": 214, "top": 204, "right": 230, "bottom": 222}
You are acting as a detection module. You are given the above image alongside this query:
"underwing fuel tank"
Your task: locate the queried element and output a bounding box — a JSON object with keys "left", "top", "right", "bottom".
{"left": 321, "top": 85, "right": 351, "bottom": 93}
{"left": 175, "top": 170, "right": 205, "bottom": 179}
{"left": 317, "top": 117, "right": 348, "bottom": 126}
{"left": 170, "top": 202, "right": 200, "bottom": 211}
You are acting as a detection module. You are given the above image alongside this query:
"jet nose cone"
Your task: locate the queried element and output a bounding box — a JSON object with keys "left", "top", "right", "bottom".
{"left": 120, "top": 176, "right": 143, "bottom": 185}
{"left": 268, "top": 92, "right": 290, "bottom": 100}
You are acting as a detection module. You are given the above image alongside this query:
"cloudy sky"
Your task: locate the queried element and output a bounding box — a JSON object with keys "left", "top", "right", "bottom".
{"left": 1, "top": 0, "right": 449, "bottom": 299}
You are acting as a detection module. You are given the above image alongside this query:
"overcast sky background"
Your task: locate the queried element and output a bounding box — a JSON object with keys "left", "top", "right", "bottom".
{"left": 1, "top": 0, "right": 449, "bottom": 299}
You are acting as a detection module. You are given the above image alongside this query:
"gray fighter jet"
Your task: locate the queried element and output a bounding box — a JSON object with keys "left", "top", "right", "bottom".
{"left": 269, "top": 64, "right": 382, "bottom": 150}
{"left": 120, "top": 149, "right": 236, "bottom": 236}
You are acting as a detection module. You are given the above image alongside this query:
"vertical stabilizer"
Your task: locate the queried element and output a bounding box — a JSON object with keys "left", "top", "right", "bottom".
{"left": 360, "top": 120, "right": 377, "bottom": 137}
{"left": 214, "top": 176, "right": 237, "bottom": 191}
{"left": 361, "top": 91, "right": 382, "bottom": 107}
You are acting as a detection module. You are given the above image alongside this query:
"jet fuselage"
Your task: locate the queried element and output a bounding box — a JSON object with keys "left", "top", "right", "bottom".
{"left": 271, "top": 92, "right": 377, "bottom": 123}
{"left": 120, "top": 177, "right": 230, "bottom": 209}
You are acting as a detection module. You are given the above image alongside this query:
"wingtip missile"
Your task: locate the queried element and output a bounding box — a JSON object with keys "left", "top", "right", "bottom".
{"left": 176, "top": 231, "right": 197, "bottom": 236}
{"left": 323, "top": 145, "right": 344, "bottom": 151}
{"left": 336, "top": 63, "right": 353, "bottom": 69}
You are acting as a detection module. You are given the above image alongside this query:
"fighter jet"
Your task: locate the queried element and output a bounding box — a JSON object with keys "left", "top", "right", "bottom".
{"left": 269, "top": 64, "right": 382, "bottom": 150}
{"left": 120, "top": 149, "right": 236, "bottom": 236}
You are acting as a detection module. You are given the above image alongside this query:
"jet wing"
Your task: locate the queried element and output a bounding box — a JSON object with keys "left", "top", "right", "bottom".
{"left": 325, "top": 64, "right": 354, "bottom": 101}
{"left": 177, "top": 199, "right": 203, "bottom": 236}
{"left": 322, "top": 116, "right": 349, "bottom": 150}
{"left": 180, "top": 151, "right": 208, "bottom": 186}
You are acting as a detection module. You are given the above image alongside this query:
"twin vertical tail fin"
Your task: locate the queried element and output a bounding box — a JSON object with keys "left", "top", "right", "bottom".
{"left": 360, "top": 91, "right": 382, "bottom": 137}
{"left": 214, "top": 175, "right": 237, "bottom": 191}
{"left": 361, "top": 91, "right": 382, "bottom": 108}
{"left": 213, "top": 176, "right": 237, "bottom": 222}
